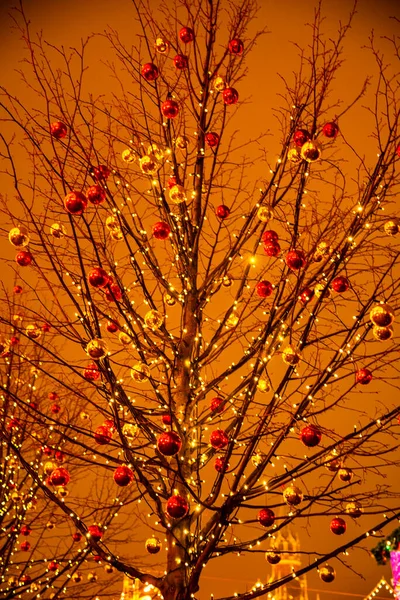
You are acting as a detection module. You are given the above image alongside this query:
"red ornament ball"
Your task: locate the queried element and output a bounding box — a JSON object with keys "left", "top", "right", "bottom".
{"left": 331, "top": 276, "right": 349, "bottom": 293}
{"left": 48, "top": 392, "right": 58, "bottom": 401}
{"left": 94, "top": 425, "right": 112, "bottom": 445}
{"left": 299, "top": 288, "right": 314, "bottom": 304}
{"left": 323, "top": 122, "right": 339, "bottom": 139}
{"left": 210, "top": 429, "right": 229, "bottom": 449}
{"left": 88, "top": 267, "right": 109, "bottom": 288}
{"left": 64, "top": 191, "right": 87, "bottom": 215}
{"left": 293, "top": 129, "right": 311, "bottom": 147}
{"left": 356, "top": 367, "right": 372, "bottom": 385}
{"left": 106, "top": 320, "right": 119, "bottom": 333}
{"left": 262, "top": 230, "right": 279, "bottom": 243}
{"left": 162, "top": 414, "right": 172, "bottom": 425}
{"left": 114, "top": 466, "right": 134, "bottom": 486}
{"left": 256, "top": 280, "right": 273, "bottom": 298}
{"left": 210, "top": 397, "right": 224, "bottom": 413}
{"left": 286, "top": 250, "right": 306, "bottom": 270}
{"left": 174, "top": 54, "right": 188, "bottom": 69}
{"left": 72, "top": 532, "right": 82, "bottom": 542}
{"left": 228, "top": 39, "right": 244, "bottom": 55}
{"left": 49, "top": 467, "right": 70, "bottom": 487}
{"left": 141, "top": 63, "right": 159, "bottom": 81}
{"left": 161, "top": 99, "right": 180, "bottom": 119}
{"left": 153, "top": 221, "right": 171, "bottom": 240}
{"left": 216, "top": 204, "right": 230, "bottom": 219}
{"left": 157, "top": 431, "right": 182, "bottom": 456}
{"left": 55, "top": 450, "right": 65, "bottom": 462}
{"left": 258, "top": 508, "right": 275, "bottom": 527}
{"left": 15, "top": 250, "right": 33, "bottom": 267}
{"left": 93, "top": 165, "right": 110, "bottom": 181}
{"left": 51, "top": 404, "right": 61, "bottom": 414}
{"left": 50, "top": 121, "right": 67, "bottom": 139}
{"left": 87, "top": 185, "right": 106, "bottom": 205}
{"left": 330, "top": 517, "right": 346, "bottom": 535}
{"left": 166, "top": 494, "right": 189, "bottom": 519}
{"left": 84, "top": 363, "right": 100, "bottom": 381}
{"left": 105, "top": 283, "right": 123, "bottom": 302}
{"left": 222, "top": 87, "right": 239, "bottom": 105}
{"left": 20, "top": 525, "right": 31, "bottom": 536}
{"left": 88, "top": 525, "right": 103, "bottom": 542}
{"left": 215, "top": 456, "right": 229, "bottom": 472}
{"left": 205, "top": 132, "right": 220, "bottom": 147}
{"left": 20, "top": 541, "right": 31, "bottom": 551}
{"left": 48, "top": 561, "right": 58, "bottom": 572}
{"left": 179, "top": 27, "right": 194, "bottom": 43}
{"left": 264, "top": 241, "right": 280, "bottom": 257}
{"left": 168, "top": 176, "right": 178, "bottom": 188}
{"left": 300, "top": 424, "right": 322, "bottom": 447}
{"left": 13, "top": 285, "right": 23, "bottom": 294}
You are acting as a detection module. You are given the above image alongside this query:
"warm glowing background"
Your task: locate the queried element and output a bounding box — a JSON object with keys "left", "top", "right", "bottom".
{"left": 1, "top": 0, "right": 400, "bottom": 599}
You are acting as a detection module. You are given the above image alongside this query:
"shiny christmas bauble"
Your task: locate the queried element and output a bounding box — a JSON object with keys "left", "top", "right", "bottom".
{"left": 104, "top": 564, "right": 114, "bottom": 574}
{"left": 330, "top": 517, "right": 346, "bottom": 535}
{"left": 157, "top": 431, "right": 182, "bottom": 456}
{"left": 210, "top": 429, "right": 229, "bottom": 449}
{"left": 228, "top": 38, "right": 244, "bottom": 54}
{"left": 175, "top": 135, "right": 189, "bottom": 149}
{"left": 287, "top": 148, "right": 301, "bottom": 163}
{"left": 9, "top": 226, "right": 30, "bottom": 247}
{"left": 179, "top": 27, "right": 194, "bottom": 43}
{"left": 162, "top": 414, "right": 172, "bottom": 425}
{"left": 214, "top": 75, "right": 226, "bottom": 91}
{"left": 20, "top": 525, "right": 31, "bottom": 536}
{"left": 55, "top": 450, "right": 65, "bottom": 463}
{"left": 174, "top": 54, "right": 188, "bottom": 69}
{"left": 85, "top": 338, "right": 108, "bottom": 359}
{"left": 286, "top": 250, "right": 306, "bottom": 270}
{"left": 369, "top": 304, "right": 394, "bottom": 327}
{"left": 257, "top": 206, "right": 273, "bottom": 222}
{"left": 384, "top": 220, "right": 399, "bottom": 236}
{"left": 373, "top": 324, "right": 394, "bottom": 341}
{"left": 139, "top": 155, "right": 161, "bottom": 174}
{"left": 322, "top": 122, "right": 339, "bottom": 138}
{"left": 26, "top": 324, "right": 41, "bottom": 339}
{"left": 153, "top": 221, "right": 171, "bottom": 240}
{"left": 262, "top": 230, "right": 279, "bottom": 243}
{"left": 19, "top": 574, "right": 32, "bottom": 584}
{"left": 222, "top": 87, "right": 239, "bottom": 105}
{"left": 345, "top": 501, "right": 362, "bottom": 518}
{"left": 113, "top": 465, "right": 134, "bottom": 486}
{"left": 94, "top": 425, "right": 112, "bottom": 445}
{"left": 265, "top": 550, "right": 281, "bottom": 564}
{"left": 161, "top": 99, "right": 180, "bottom": 119}
{"left": 264, "top": 241, "right": 280, "bottom": 257}
{"left": 166, "top": 494, "right": 189, "bottom": 519}
{"left": 106, "top": 320, "right": 119, "bottom": 333}
{"left": 105, "top": 215, "right": 120, "bottom": 231}
{"left": 131, "top": 363, "right": 150, "bottom": 382}
{"left": 141, "top": 63, "right": 159, "bottom": 81}
{"left": 338, "top": 467, "right": 353, "bottom": 482}
{"left": 146, "top": 537, "right": 162, "bottom": 554}
{"left": 169, "top": 184, "right": 187, "bottom": 204}
{"left": 72, "top": 572, "right": 82, "bottom": 583}
{"left": 300, "top": 424, "right": 321, "bottom": 447}
{"left": 331, "top": 276, "right": 349, "bottom": 293}
{"left": 257, "top": 379, "right": 270, "bottom": 393}
{"left": 84, "top": 363, "right": 100, "bottom": 381}
{"left": 319, "top": 565, "right": 336, "bottom": 583}
{"left": 299, "top": 140, "right": 320, "bottom": 163}
{"left": 72, "top": 532, "right": 82, "bottom": 542}
{"left": 64, "top": 191, "right": 87, "bottom": 215}
{"left": 50, "top": 121, "right": 67, "bottom": 139}
{"left": 155, "top": 37, "right": 170, "bottom": 53}
{"left": 226, "top": 313, "right": 239, "bottom": 328}
{"left": 88, "top": 525, "right": 103, "bottom": 541}
{"left": 324, "top": 454, "right": 341, "bottom": 471}
{"left": 20, "top": 540, "right": 31, "bottom": 551}
{"left": 144, "top": 309, "right": 164, "bottom": 330}
{"left": 121, "top": 148, "right": 136, "bottom": 163}
{"left": 50, "top": 223, "right": 67, "bottom": 238}
{"left": 105, "top": 282, "right": 123, "bottom": 302}
{"left": 51, "top": 403, "right": 61, "bottom": 414}
{"left": 216, "top": 204, "right": 230, "bottom": 219}
{"left": 210, "top": 397, "right": 224, "bottom": 413}
{"left": 164, "top": 293, "right": 176, "bottom": 306}
{"left": 283, "top": 485, "right": 303, "bottom": 505}
{"left": 314, "top": 283, "right": 331, "bottom": 299}
{"left": 293, "top": 129, "right": 310, "bottom": 147}
{"left": 88, "top": 267, "right": 109, "bottom": 288}
{"left": 87, "top": 185, "right": 106, "bottom": 205}
{"left": 93, "top": 165, "right": 110, "bottom": 181}
{"left": 205, "top": 132, "right": 220, "bottom": 147}
{"left": 258, "top": 508, "right": 275, "bottom": 527}
{"left": 13, "top": 285, "right": 23, "bottom": 293}
{"left": 256, "top": 280, "right": 273, "bottom": 298}
{"left": 299, "top": 288, "right": 314, "bottom": 304}
{"left": 214, "top": 456, "right": 229, "bottom": 472}
{"left": 16, "top": 250, "right": 33, "bottom": 267}
{"left": 355, "top": 367, "right": 372, "bottom": 385}
{"left": 48, "top": 561, "right": 58, "bottom": 572}
{"left": 282, "top": 346, "right": 301, "bottom": 366}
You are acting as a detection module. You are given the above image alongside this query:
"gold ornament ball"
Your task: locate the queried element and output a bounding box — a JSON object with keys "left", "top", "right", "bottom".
{"left": 50, "top": 223, "right": 67, "bottom": 238}
{"left": 145, "top": 536, "right": 162, "bottom": 554}
{"left": 345, "top": 501, "right": 362, "bottom": 518}
{"left": 72, "top": 573, "right": 82, "bottom": 583}
{"left": 26, "top": 324, "right": 41, "bottom": 339}
{"left": 131, "top": 363, "right": 150, "bottom": 383}
{"left": 139, "top": 154, "right": 161, "bottom": 175}
{"left": 148, "top": 144, "right": 164, "bottom": 161}
{"left": 44, "top": 461, "right": 57, "bottom": 475}
{"left": 57, "top": 487, "right": 69, "bottom": 498}
{"left": 9, "top": 226, "right": 30, "bottom": 247}
{"left": 122, "top": 422, "right": 138, "bottom": 440}
{"left": 46, "top": 521, "right": 55, "bottom": 530}
{"left": 155, "top": 37, "right": 169, "bottom": 54}
{"left": 226, "top": 313, "right": 239, "bottom": 328}
{"left": 110, "top": 228, "right": 123, "bottom": 241}
{"left": 265, "top": 549, "right": 281, "bottom": 564}
{"left": 80, "top": 411, "right": 89, "bottom": 420}
{"left": 282, "top": 346, "right": 301, "bottom": 366}
{"left": 319, "top": 565, "right": 336, "bottom": 583}
{"left": 119, "top": 331, "right": 131, "bottom": 345}
{"left": 121, "top": 148, "right": 136, "bottom": 163}
{"left": 257, "top": 206, "right": 273, "bottom": 222}
{"left": 175, "top": 136, "right": 189, "bottom": 150}
{"left": 85, "top": 338, "right": 108, "bottom": 359}
{"left": 169, "top": 184, "right": 187, "bottom": 204}
{"left": 164, "top": 293, "right": 176, "bottom": 306}
{"left": 87, "top": 572, "right": 98, "bottom": 583}
{"left": 300, "top": 140, "right": 322, "bottom": 162}
{"left": 283, "top": 485, "right": 303, "bottom": 505}
{"left": 373, "top": 325, "right": 393, "bottom": 341}
{"left": 251, "top": 452, "right": 265, "bottom": 467}
{"left": 144, "top": 309, "right": 164, "bottom": 330}
{"left": 214, "top": 76, "right": 226, "bottom": 91}
{"left": 257, "top": 379, "right": 270, "bottom": 393}
{"left": 324, "top": 454, "right": 341, "bottom": 471}
{"left": 287, "top": 148, "right": 301, "bottom": 163}
{"left": 105, "top": 215, "right": 120, "bottom": 231}
{"left": 384, "top": 220, "right": 399, "bottom": 236}
{"left": 222, "top": 276, "right": 232, "bottom": 287}
{"left": 370, "top": 304, "right": 394, "bottom": 327}
{"left": 104, "top": 564, "right": 114, "bottom": 574}
{"left": 338, "top": 467, "right": 353, "bottom": 482}
{"left": 314, "top": 283, "right": 331, "bottom": 299}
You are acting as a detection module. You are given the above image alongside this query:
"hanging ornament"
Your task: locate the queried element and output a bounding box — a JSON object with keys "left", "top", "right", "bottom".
{"left": 300, "top": 424, "right": 321, "bottom": 447}
{"left": 338, "top": 467, "right": 353, "bottom": 482}
{"left": 105, "top": 282, "right": 123, "bottom": 302}
{"left": 175, "top": 135, "right": 189, "bottom": 149}
{"left": 122, "top": 423, "right": 138, "bottom": 441}
{"left": 264, "top": 241, "right": 280, "bottom": 257}
{"left": 257, "top": 379, "right": 270, "bottom": 393}
{"left": 299, "top": 288, "right": 314, "bottom": 304}
{"left": 324, "top": 454, "right": 341, "bottom": 471}
{"left": 87, "top": 185, "right": 106, "bottom": 205}
{"left": 226, "top": 312, "right": 239, "bottom": 328}
{"left": 64, "top": 191, "right": 87, "bottom": 215}
{"left": 144, "top": 309, "right": 164, "bottom": 330}
{"left": 205, "top": 132, "right": 220, "bottom": 147}
{"left": 258, "top": 508, "right": 275, "bottom": 527}
{"left": 49, "top": 467, "right": 70, "bottom": 487}
{"left": 169, "top": 184, "right": 187, "bottom": 204}
{"left": 152, "top": 221, "right": 171, "bottom": 240}
{"left": 330, "top": 517, "right": 346, "bottom": 535}
{"left": 85, "top": 338, "right": 108, "bottom": 359}
{"left": 216, "top": 205, "right": 230, "bottom": 219}
{"left": 26, "top": 324, "right": 41, "bottom": 339}
{"left": 384, "top": 220, "right": 399, "bottom": 236}
{"left": 286, "top": 250, "right": 306, "bottom": 270}
{"left": 257, "top": 206, "right": 273, "bottom": 222}
{"left": 84, "top": 362, "right": 100, "bottom": 381}
{"left": 92, "top": 165, "right": 110, "bottom": 181}
{"left": 262, "top": 230, "right": 279, "bottom": 243}
{"left": 373, "top": 325, "right": 393, "bottom": 341}
{"left": 88, "top": 525, "right": 103, "bottom": 541}
{"left": 20, "top": 525, "right": 31, "bottom": 536}
{"left": 319, "top": 565, "right": 336, "bottom": 583}
{"left": 283, "top": 485, "right": 303, "bottom": 505}
{"left": 345, "top": 501, "right": 362, "bottom": 518}
{"left": 179, "top": 27, "right": 194, "bottom": 43}
{"left": 164, "top": 293, "right": 176, "bottom": 306}
{"left": 355, "top": 368, "right": 372, "bottom": 385}
{"left": 322, "top": 122, "right": 339, "bottom": 138}
{"left": 72, "top": 532, "right": 82, "bottom": 542}
{"left": 141, "top": 63, "right": 159, "bottom": 81}
{"left": 331, "top": 276, "right": 349, "bottom": 293}
{"left": 162, "top": 414, "right": 172, "bottom": 425}
{"left": 50, "top": 223, "right": 67, "bottom": 238}
{"left": 210, "top": 429, "right": 229, "bottom": 449}
{"left": 174, "top": 54, "right": 188, "bottom": 69}
{"left": 131, "top": 363, "right": 150, "bottom": 382}
{"left": 9, "top": 227, "right": 30, "bottom": 247}
{"left": 113, "top": 466, "right": 134, "bottom": 486}
{"left": 299, "top": 139, "right": 321, "bottom": 161}
{"left": 287, "top": 148, "right": 301, "bottom": 163}
{"left": 88, "top": 267, "right": 109, "bottom": 288}
{"left": 314, "top": 283, "right": 331, "bottom": 299}
{"left": 222, "top": 276, "right": 232, "bottom": 287}
{"left": 228, "top": 39, "right": 244, "bottom": 54}
{"left": 161, "top": 99, "right": 180, "bottom": 119}
{"left": 214, "top": 456, "right": 229, "bottom": 472}
{"left": 293, "top": 129, "right": 310, "bottom": 147}
{"left": 166, "top": 494, "right": 189, "bottom": 519}
{"left": 210, "top": 397, "right": 224, "bottom": 413}
{"left": 282, "top": 346, "right": 301, "bottom": 366}
{"left": 155, "top": 37, "right": 169, "bottom": 53}
{"left": 256, "top": 280, "right": 273, "bottom": 298}
{"left": 121, "top": 148, "right": 136, "bottom": 163}
{"left": 265, "top": 549, "right": 281, "bottom": 564}
{"left": 72, "top": 572, "right": 83, "bottom": 583}
{"left": 48, "top": 562, "right": 58, "bottom": 572}
{"left": 139, "top": 155, "right": 161, "bottom": 174}
{"left": 157, "top": 431, "right": 182, "bottom": 456}
{"left": 252, "top": 452, "right": 265, "bottom": 467}
{"left": 370, "top": 304, "right": 394, "bottom": 327}
{"left": 105, "top": 215, "right": 120, "bottom": 231}
{"left": 146, "top": 537, "right": 162, "bottom": 554}
{"left": 13, "top": 285, "right": 23, "bottom": 293}
{"left": 50, "top": 121, "right": 67, "bottom": 139}
{"left": 94, "top": 425, "right": 112, "bottom": 445}
{"left": 214, "top": 76, "right": 226, "bottom": 91}
{"left": 106, "top": 320, "right": 119, "bottom": 333}
{"left": 222, "top": 87, "right": 239, "bottom": 105}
